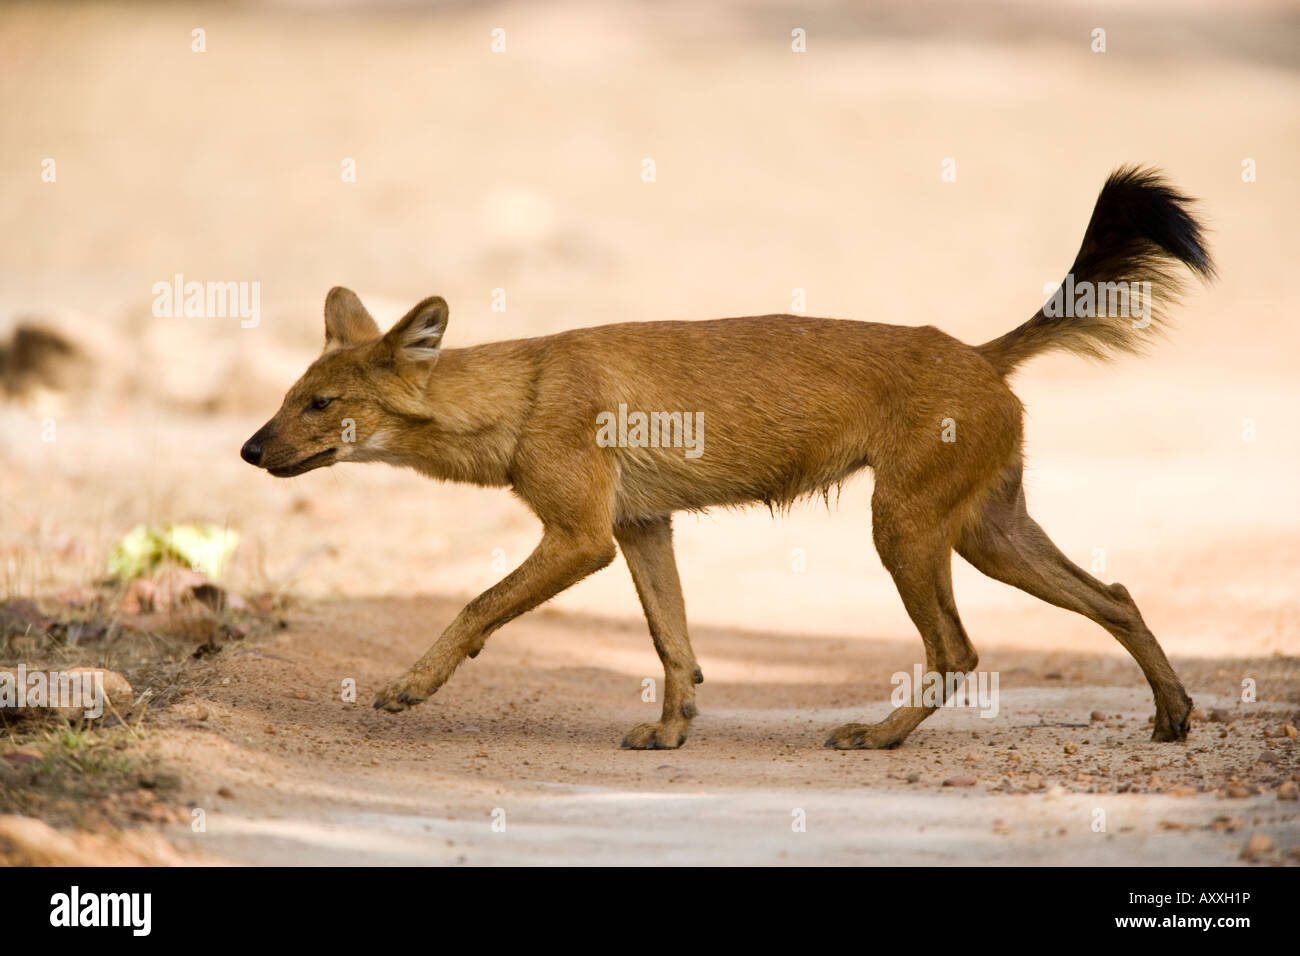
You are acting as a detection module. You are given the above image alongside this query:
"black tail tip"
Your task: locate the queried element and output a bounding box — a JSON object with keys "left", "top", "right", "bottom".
{"left": 1096, "top": 164, "right": 1217, "bottom": 281}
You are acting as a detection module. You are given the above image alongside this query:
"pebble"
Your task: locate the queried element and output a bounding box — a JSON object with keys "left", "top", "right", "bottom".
{"left": 1063, "top": 743, "right": 1078, "bottom": 755}
{"left": 1284, "top": 725, "right": 1298, "bottom": 740}
{"left": 1226, "top": 784, "right": 1251, "bottom": 799}
{"left": 0, "top": 666, "right": 134, "bottom": 723}
{"left": 1239, "top": 832, "right": 1274, "bottom": 862}
{"left": 942, "top": 776, "right": 977, "bottom": 787}
{"left": 1277, "top": 781, "right": 1297, "bottom": 801}
{"left": 2, "top": 748, "right": 44, "bottom": 766}
{"left": 1089, "top": 711, "right": 1106, "bottom": 723}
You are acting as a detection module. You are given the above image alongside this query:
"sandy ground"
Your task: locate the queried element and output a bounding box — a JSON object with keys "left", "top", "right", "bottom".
{"left": 1, "top": 0, "right": 1298, "bottom": 865}
{"left": 140, "top": 596, "right": 1296, "bottom": 865}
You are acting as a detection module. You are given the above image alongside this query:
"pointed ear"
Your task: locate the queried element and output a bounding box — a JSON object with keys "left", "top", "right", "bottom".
{"left": 323, "top": 286, "right": 380, "bottom": 353}
{"left": 383, "top": 296, "right": 449, "bottom": 368}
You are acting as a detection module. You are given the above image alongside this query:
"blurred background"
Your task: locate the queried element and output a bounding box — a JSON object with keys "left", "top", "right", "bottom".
{"left": 1, "top": 0, "right": 1297, "bottom": 660}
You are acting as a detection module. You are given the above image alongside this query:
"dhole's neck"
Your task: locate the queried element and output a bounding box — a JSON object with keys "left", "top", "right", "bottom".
{"left": 369, "top": 341, "right": 536, "bottom": 488}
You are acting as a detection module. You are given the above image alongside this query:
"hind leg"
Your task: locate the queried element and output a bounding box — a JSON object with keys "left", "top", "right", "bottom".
{"left": 956, "top": 468, "right": 1192, "bottom": 741}
{"left": 825, "top": 487, "right": 978, "bottom": 750}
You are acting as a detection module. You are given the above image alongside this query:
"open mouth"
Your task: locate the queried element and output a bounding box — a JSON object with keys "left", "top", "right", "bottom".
{"left": 267, "top": 448, "right": 337, "bottom": 478}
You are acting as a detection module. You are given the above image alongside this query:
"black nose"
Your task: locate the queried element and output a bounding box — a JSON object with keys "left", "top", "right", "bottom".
{"left": 240, "top": 439, "right": 263, "bottom": 465}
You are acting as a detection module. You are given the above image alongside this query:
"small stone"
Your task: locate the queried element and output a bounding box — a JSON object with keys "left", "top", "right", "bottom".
{"left": 216, "top": 786, "right": 235, "bottom": 799}
{"left": 1089, "top": 710, "right": 1107, "bottom": 723}
{"left": 1284, "top": 725, "right": 1298, "bottom": 740}
{"left": 0, "top": 666, "right": 134, "bottom": 723}
{"left": 943, "top": 776, "right": 977, "bottom": 787}
{"left": 1277, "top": 781, "right": 1297, "bottom": 801}
{"left": 1189, "top": 708, "right": 1207, "bottom": 722}
{"left": 1239, "top": 832, "right": 1274, "bottom": 861}
{"left": 1209, "top": 709, "right": 1230, "bottom": 723}
{"left": 65, "top": 667, "right": 133, "bottom": 722}
{"left": 1064, "top": 743, "right": 1078, "bottom": 755}
{"left": 2, "top": 748, "right": 43, "bottom": 766}
{"left": 1226, "top": 785, "right": 1251, "bottom": 799}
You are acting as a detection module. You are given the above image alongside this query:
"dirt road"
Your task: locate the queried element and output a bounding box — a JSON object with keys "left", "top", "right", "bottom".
{"left": 132, "top": 594, "right": 1293, "bottom": 865}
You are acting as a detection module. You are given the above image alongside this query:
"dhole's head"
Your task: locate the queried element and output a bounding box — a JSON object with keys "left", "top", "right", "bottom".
{"left": 240, "top": 287, "right": 448, "bottom": 477}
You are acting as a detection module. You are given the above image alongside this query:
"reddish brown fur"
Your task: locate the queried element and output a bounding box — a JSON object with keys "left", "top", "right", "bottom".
{"left": 243, "top": 167, "right": 1212, "bottom": 750}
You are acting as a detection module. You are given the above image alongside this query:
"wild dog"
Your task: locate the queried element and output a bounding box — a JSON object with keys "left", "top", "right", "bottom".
{"left": 242, "top": 166, "right": 1213, "bottom": 750}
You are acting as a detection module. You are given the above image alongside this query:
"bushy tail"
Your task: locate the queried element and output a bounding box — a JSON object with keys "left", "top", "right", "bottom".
{"left": 978, "top": 165, "right": 1216, "bottom": 376}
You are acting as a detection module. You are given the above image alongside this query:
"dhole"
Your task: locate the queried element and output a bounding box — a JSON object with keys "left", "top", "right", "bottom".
{"left": 243, "top": 166, "right": 1213, "bottom": 750}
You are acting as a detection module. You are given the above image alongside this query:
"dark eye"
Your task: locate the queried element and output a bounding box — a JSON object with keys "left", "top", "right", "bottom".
{"left": 308, "top": 397, "right": 334, "bottom": 411}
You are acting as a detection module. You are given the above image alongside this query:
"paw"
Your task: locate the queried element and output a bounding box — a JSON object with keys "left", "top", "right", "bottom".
{"left": 372, "top": 670, "right": 440, "bottom": 713}
{"left": 823, "top": 721, "right": 904, "bottom": 750}
{"left": 621, "top": 720, "right": 688, "bottom": 750}
{"left": 1150, "top": 693, "right": 1193, "bottom": 742}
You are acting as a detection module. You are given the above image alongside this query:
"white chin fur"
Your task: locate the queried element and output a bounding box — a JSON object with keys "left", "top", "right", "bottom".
{"left": 347, "top": 428, "right": 400, "bottom": 464}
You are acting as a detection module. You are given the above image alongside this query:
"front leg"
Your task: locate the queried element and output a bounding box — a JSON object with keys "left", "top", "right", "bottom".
{"left": 373, "top": 527, "right": 616, "bottom": 712}
{"left": 614, "top": 515, "right": 702, "bottom": 750}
